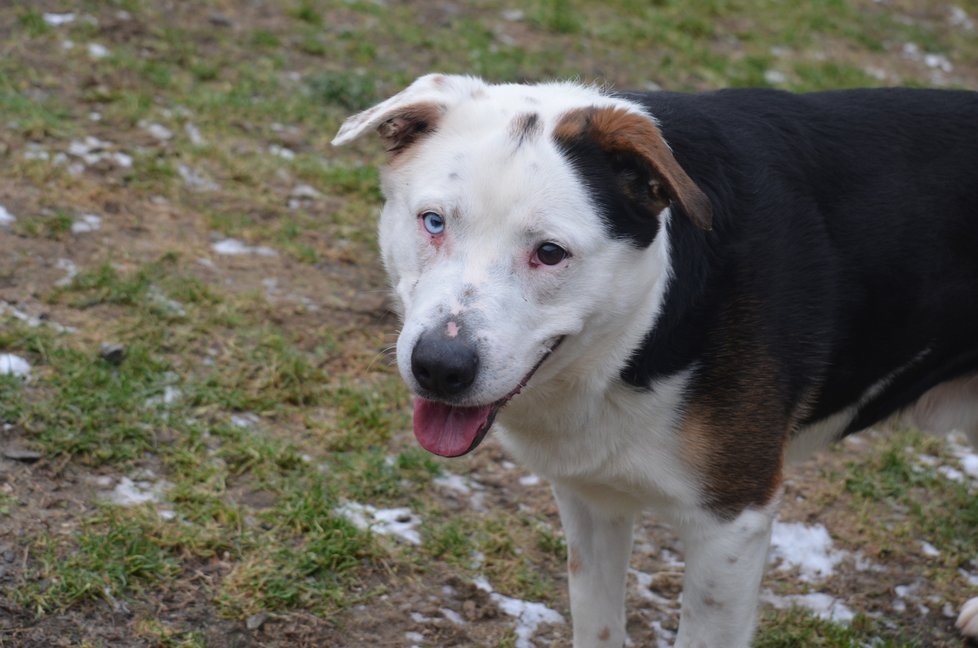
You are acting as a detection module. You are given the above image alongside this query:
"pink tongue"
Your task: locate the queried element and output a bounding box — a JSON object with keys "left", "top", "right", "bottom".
{"left": 413, "top": 398, "right": 494, "bottom": 457}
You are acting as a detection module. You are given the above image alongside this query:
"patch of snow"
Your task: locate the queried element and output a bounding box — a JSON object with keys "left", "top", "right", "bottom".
{"left": 335, "top": 502, "right": 421, "bottom": 545}
{"left": 950, "top": 6, "right": 975, "bottom": 30}
{"left": 629, "top": 568, "right": 675, "bottom": 608}
{"left": 87, "top": 43, "right": 110, "bottom": 59}
{"left": 268, "top": 144, "right": 295, "bottom": 160}
{"left": 140, "top": 121, "right": 173, "bottom": 141}
{"left": 894, "top": 581, "right": 930, "bottom": 615}
{"left": 659, "top": 547, "right": 685, "bottom": 569}
{"left": 55, "top": 258, "right": 78, "bottom": 287}
{"left": 434, "top": 473, "right": 471, "bottom": 494}
{"left": 262, "top": 277, "right": 279, "bottom": 295}
{"left": 184, "top": 123, "right": 205, "bottom": 146}
{"left": 0, "top": 354, "right": 31, "bottom": 379}
{"left": 89, "top": 111, "right": 102, "bottom": 122}
{"left": 948, "top": 431, "right": 978, "bottom": 480}
{"left": 440, "top": 607, "right": 464, "bottom": 625}
{"left": 148, "top": 287, "right": 186, "bottom": 317}
{"left": 769, "top": 521, "right": 845, "bottom": 581}
{"left": 761, "top": 589, "right": 855, "bottom": 624}
{"left": 43, "top": 12, "right": 76, "bottom": 26}
{"left": 923, "top": 53, "right": 953, "bottom": 72}
{"left": 23, "top": 144, "right": 49, "bottom": 161}
{"left": 938, "top": 465, "right": 965, "bottom": 482}
{"left": 920, "top": 541, "right": 940, "bottom": 557}
{"left": 231, "top": 413, "right": 260, "bottom": 428}
{"left": 959, "top": 569, "right": 978, "bottom": 587}
{"left": 764, "top": 69, "right": 787, "bottom": 85}
{"left": 68, "top": 137, "right": 108, "bottom": 157}
{"left": 177, "top": 164, "right": 219, "bottom": 192}
{"left": 519, "top": 473, "right": 541, "bottom": 486}
{"left": 290, "top": 184, "right": 321, "bottom": 200}
{"left": 0, "top": 301, "right": 75, "bottom": 333}
{"left": 66, "top": 136, "right": 131, "bottom": 168}
{"left": 650, "top": 620, "right": 677, "bottom": 648}
{"left": 902, "top": 42, "right": 953, "bottom": 81}
{"left": 473, "top": 576, "right": 564, "bottom": 648}
{"left": 0, "top": 204, "right": 15, "bottom": 226}
{"left": 146, "top": 385, "right": 182, "bottom": 407}
{"left": 212, "top": 238, "right": 278, "bottom": 257}
{"left": 71, "top": 213, "right": 102, "bottom": 234}
{"left": 404, "top": 631, "right": 424, "bottom": 644}
{"left": 864, "top": 66, "right": 891, "bottom": 82}
{"left": 287, "top": 183, "right": 322, "bottom": 209}
{"left": 99, "top": 476, "right": 169, "bottom": 506}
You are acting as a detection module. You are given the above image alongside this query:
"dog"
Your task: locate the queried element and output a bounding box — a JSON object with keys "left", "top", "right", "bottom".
{"left": 333, "top": 74, "right": 978, "bottom": 647}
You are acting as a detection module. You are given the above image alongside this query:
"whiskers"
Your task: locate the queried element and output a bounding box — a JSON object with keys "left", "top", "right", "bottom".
{"left": 368, "top": 337, "right": 399, "bottom": 371}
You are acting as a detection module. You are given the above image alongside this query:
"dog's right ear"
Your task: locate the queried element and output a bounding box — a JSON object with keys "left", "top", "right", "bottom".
{"left": 332, "top": 73, "right": 483, "bottom": 155}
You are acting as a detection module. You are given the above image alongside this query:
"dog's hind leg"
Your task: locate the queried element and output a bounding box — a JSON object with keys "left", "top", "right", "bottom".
{"left": 907, "top": 372, "right": 978, "bottom": 640}
{"left": 673, "top": 501, "right": 778, "bottom": 648}
{"left": 908, "top": 372, "right": 978, "bottom": 445}
{"left": 553, "top": 483, "right": 635, "bottom": 648}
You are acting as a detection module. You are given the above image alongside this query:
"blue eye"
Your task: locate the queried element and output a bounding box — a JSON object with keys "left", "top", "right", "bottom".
{"left": 421, "top": 211, "right": 445, "bottom": 235}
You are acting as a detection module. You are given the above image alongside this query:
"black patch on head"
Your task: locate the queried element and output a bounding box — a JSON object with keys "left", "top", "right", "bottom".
{"left": 511, "top": 112, "right": 542, "bottom": 149}
{"left": 553, "top": 130, "right": 663, "bottom": 247}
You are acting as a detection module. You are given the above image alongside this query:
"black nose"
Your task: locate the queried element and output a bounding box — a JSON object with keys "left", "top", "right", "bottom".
{"left": 411, "top": 329, "right": 479, "bottom": 398}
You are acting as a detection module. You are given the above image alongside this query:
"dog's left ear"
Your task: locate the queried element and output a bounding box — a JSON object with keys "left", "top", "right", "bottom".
{"left": 554, "top": 106, "right": 713, "bottom": 231}
{"left": 332, "top": 73, "right": 485, "bottom": 155}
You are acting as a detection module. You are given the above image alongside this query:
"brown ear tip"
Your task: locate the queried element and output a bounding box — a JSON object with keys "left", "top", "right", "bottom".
{"left": 686, "top": 193, "right": 714, "bottom": 231}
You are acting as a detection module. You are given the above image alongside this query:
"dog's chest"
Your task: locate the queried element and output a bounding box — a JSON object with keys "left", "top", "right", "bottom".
{"left": 496, "top": 369, "right": 703, "bottom": 516}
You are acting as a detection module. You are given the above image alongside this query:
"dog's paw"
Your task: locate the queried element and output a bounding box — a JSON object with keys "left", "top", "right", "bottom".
{"left": 958, "top": 596, "right": 978, "bottom": 638}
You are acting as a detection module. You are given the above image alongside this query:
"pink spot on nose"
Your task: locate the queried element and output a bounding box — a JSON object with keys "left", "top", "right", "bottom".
{"left": 446, "top": 321, "right": 460, "bottom": 338}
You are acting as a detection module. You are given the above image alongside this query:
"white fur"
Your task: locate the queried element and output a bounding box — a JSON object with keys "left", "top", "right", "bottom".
{"left": 334, "top": 74, "right": 978, "bottom": 647}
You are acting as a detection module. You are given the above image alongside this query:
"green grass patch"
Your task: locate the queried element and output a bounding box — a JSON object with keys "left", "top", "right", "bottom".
{"left": 307, "top": 71, "right": 379, "bottom": 111}
{"left": 220, "top": 478, "right": 376, "bottom": 615}
{"left": 756, "top": 607, "right": 918, "bottom": 647}
{"left": 17, "top": 508, "right": 181, "bottom": 614}
{"left": 14, "top": 209, "right": 75, "bottom": 240}
{"left": 25, "top": 342, "right": 175, "bottom": 463}
{"left": 843, "top": 430, "right": 978, "bottom": 563}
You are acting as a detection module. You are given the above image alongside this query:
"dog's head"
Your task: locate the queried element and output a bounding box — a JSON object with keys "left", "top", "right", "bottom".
{"left": 334, "top": 74, "right": 711, "bottom": 457}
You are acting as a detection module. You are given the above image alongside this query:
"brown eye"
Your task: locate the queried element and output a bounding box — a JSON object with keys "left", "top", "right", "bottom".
{"left": 535, "top": 242, "right": 568, "bottom": 266}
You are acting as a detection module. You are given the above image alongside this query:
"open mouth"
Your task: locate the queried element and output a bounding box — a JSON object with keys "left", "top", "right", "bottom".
{"left": 412, "top": 337, "right": 563, "bottom": 457}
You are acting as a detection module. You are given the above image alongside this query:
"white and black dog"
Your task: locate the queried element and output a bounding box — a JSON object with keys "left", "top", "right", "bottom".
{"left": 333, "top": 74, "right": 978, "bottom": 647}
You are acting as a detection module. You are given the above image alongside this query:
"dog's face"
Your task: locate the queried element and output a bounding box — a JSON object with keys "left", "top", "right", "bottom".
{"left": 333, "top": 75, "right": 711, "bottom": 457}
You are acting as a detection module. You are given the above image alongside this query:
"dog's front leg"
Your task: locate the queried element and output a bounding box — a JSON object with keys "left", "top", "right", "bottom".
{"left": 553, "top": 482, "right": 635, "bottom": 647}
{"left": 674, "top": 504, "right": 777, "bottom": 648}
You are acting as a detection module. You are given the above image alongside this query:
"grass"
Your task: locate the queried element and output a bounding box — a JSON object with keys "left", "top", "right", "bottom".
{"left": 18, "top": 508, "right": 181, "bottom": 614}
{"left": 756, "top": 607, "right": 919, "bottom": 647}
{"left": 842, "top": 430, "right": 978, "bottom": 563}
{"left": 2, "top": 0, "right": 977, "bottom": 644}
